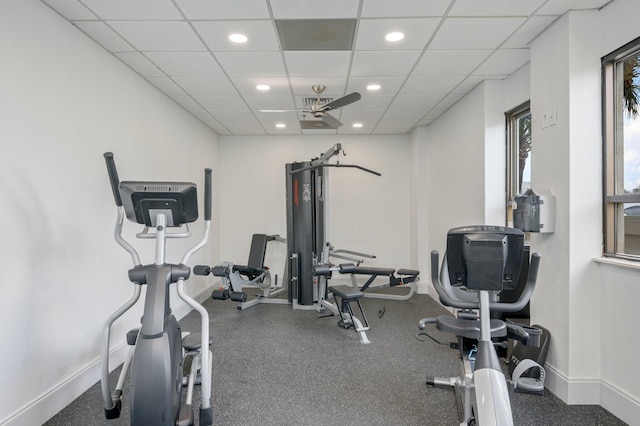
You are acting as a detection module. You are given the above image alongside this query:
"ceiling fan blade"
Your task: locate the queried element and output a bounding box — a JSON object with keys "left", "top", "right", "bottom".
{"left": 321, "top": 113, "right": 343, "bottom": 128}
{"left": 321, "top": 92, "right": 361, "bottom": 111}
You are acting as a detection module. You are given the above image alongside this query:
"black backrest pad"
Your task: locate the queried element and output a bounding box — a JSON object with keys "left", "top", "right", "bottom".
{"left": 247, "top": 234, "right": 269, "bottom": 269}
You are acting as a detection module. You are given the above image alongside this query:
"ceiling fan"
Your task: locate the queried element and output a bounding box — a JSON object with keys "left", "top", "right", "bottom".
{"left": 260, "top": 85, "right": 361, "bottom": 129}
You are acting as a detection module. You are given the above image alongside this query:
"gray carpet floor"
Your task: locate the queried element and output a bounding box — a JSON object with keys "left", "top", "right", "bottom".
{"left": 45, "top": 289, "right": 626, "bottom": 425}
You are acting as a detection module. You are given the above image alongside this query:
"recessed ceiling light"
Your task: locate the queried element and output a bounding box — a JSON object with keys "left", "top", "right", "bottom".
{"left": 228, "top": 33, "right": 248, "bottom": 43}
{"left": 366, "top": 84, "right": 381, "bottom": 91}
{"left": 385, "top": 32, "right": 404, "bottom": 42}
{"left": 353, "top": 123, "right": 363, "bottom": 128}
{"left": 276, "top": 123, "right": 286, "bottom": 128}
{"left": 256, "top": 84, "right": 270, "bottom": 91}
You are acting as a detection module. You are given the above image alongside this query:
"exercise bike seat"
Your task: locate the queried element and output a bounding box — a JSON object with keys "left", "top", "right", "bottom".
{"left": 436, "top": 315, "right": 507, "bottom": 340}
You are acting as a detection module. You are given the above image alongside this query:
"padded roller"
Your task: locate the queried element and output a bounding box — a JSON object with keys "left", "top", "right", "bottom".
{"left": 230, "top": 292, "right": 247, "bottom": 302}
{"left": 193, "top": 265, "right": 211, "bottom": 276}
{"left": 211, "top": 289, "right": 230, "bottom": 300}
{"left": 211, "top": 265, "right": 230, "bottom": 277}
{"left": 314, "top": 264, "right": 333, "bottom": 276}
{"left": 338, "top": 263, "right": 356, "bottom": 273}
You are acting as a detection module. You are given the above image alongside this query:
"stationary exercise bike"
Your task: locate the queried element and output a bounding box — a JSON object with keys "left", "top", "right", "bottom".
{"left": 419, "top": 226, "right": 542, "bottom": 426}
{"left": 100, "top": 153, "right": 213, "bottom": 426}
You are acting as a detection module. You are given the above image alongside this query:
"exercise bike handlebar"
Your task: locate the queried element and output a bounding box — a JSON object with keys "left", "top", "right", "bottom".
{"left": 103, "top": 152, "right": 123, "bottom": 207}
{"left": 430, "top": 250, "right": 541, "bottom": 313}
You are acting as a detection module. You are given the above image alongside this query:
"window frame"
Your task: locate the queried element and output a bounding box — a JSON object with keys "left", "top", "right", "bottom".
{"left": 505, "top": 101, "right": 531, "bottom": 226}
{"left": 602, "top": 36, "right": 640, "bottom": 259}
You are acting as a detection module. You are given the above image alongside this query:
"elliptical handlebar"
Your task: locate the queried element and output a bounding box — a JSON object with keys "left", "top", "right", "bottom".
{"left": 430, "top": 250, "right": 541, "bottom": 313}
{"left": 204, "top": 168, "right": 212, "bottom": 221}
{"left": 103, "top": 152, "right": 123, "bottom": 207}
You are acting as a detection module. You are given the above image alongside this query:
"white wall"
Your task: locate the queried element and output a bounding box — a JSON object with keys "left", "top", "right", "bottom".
{"left": 0, "top": 1, "right": 219, "bottom": 424}
{"left": 416, "top": 2, "right": 640, "bottom": 423}
{"left": 217, "top": 135, "right": 413, "bottom": 276}
{"left": 529, "top": 6, "right": 640, "bottom": 423}
{"left": 420, "top": 69, "right": 530, "bottom": 291}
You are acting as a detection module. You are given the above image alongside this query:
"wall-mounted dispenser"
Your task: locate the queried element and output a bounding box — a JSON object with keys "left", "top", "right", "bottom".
{"left": 513, "top": 189, "right": 555, "bottom": 233}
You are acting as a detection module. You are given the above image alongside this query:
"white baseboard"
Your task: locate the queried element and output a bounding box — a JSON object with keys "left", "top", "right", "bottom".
{"left": 0, "top": 283, "right": 214, "bottom": 426}
{"left": 544, "top": 363, "right": 640, "bottom": 425}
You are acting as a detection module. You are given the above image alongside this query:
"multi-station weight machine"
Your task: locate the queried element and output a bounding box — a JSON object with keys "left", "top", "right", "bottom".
{"left": 197, "top": 144, "right": 418, "bottom": 343}
{"left": 285, "top": 144, "right": 419, "bottom": 343}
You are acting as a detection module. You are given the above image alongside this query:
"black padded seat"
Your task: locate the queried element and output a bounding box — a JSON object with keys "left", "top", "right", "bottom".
{"left": 329, "top": 285, "right": 364, "bottom": 300}
{"left": 397, "top": 268, "right": 419, "bottom": 276}
{"left": 349, "top": 266, "right": 396, "bottom": 276}
{"left": 436, "top": 316, "right": 507, "bottom": 340}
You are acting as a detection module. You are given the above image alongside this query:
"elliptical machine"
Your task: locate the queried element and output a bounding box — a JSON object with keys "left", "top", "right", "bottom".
{"left": 100, "top": 152, "right": 213, "bottom": 426}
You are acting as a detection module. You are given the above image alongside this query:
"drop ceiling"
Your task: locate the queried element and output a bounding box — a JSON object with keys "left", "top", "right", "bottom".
{"left": 41, "top": 0, "right": 613, "bottom": 136}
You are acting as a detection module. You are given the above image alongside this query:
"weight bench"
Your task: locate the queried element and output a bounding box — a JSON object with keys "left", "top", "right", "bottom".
{"left": 338, "top": 263, "right": 420, "bottom": 301}
{"left": 314, "top": 264, "right": 371, "bottom": 343}
{"left": 329, "top": 285, "right": 369, "bottom": 332}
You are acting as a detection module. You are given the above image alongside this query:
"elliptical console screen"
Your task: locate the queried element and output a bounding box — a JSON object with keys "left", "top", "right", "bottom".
{"left": 119, "top": 181, "right": 198, "bottom": 227}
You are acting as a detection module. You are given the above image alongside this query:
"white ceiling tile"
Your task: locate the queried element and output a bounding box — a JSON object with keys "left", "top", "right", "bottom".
{"left": 473, "top": 49, "right": 529, "bottom": 75}
{"left": 400, "top": 75, "right": 466, "bottom": 96}
{"left": 353, "top": 95, "right": 395, "bottom": 110}
{"left": 73, "top": 21, "right": 134, "bottom": 52}
{"left": 108, "top": 21, "right": 207, "bottom": 51}
{"left": 42, "top": 0, "right": 98, "bottom": 20}
{"left": 215, "top": 51, "right": 287, "bottom": 77}
{"left": 170, "top": 95, "right": 204, "bottom": 112}
{"left": 452, "top": 75, "right": 485, "bottom": 93}
{"left": 187, "top": 107, "right": 226, "bottom": 128}
{"left": 284, "top": 51, "right": 352, "bottom": 77}
{"left": 115, "top": 52, "right": 164, "bottom": 77}
{"left": 430, "top": 17, "right": 526, "bottom": 49}
{"left": 147, "top": 77, "right": 188, "bottom": 96}
{"left": 257, "top": 114, "right": 301, "bottom": 132}
{"left": 269, "top": 0, "right": 360, "bottom": 19}
{"left": 173, "top": 77, "right": 238, "bottom": 96}
{"left": 211, "top": 110, "right": 257, "bottom": 121}
{"left": 193, "top": 20, "right": 280, "bottom": 52}
{"left": 361, "top": 0, "right": 454, "bottom": 17}
{"left": 340, "top": 109, "right": 385, "bottom": 122}
{"left": 43, "top": 0, "right": 590, "bottom": 135}
{"left": 351, "top": 51, "right": 422, "bottom": 76}
{"left": 375, "top": 119, "right": 419, "bottom": 130}
{"left": 389, "top": 95, "right": 441, "bottom": 111}
{"left": 449, "top": 0, "right": 545, "bottom": 17}
{"left": 175, "top": 0, "right": 270, "bottom": 19}
{"left": 355, "top": 18, "right": 439, "bottom": 51}
{"left": 289, "top": 77, "right": 347, "bottom": 94}
{"left": 502, "top": 16, "right": 557, "bottom": 48}
{"left": 536, "top": 0, "right": 613, "bottom": 15}
{"left": 244, "top": 95, "right": 296, "bottom": 111}
{"left": 144, "top": 52, "right": 225, "bottom": 77}
{"left": 347, "top": 76, "right": 406, "bottom": 96}
{"left": 231, "top": 77, "right": 292, "bottom": 96}
{"left": 412, "top": 50, "right": 492, "bottom": 75}
{"left": 437, "top": 92, "right": 466, "bottom": 108}
{"left": 194, "top": 95, "right": 248, "bottom": 110}
{"left": 80, "top": 0, "right": 183, "bottom": 20}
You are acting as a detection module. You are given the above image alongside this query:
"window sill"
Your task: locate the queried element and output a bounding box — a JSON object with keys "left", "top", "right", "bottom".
{"left": 594, "top": 256, "right": 640, "bottom": 270}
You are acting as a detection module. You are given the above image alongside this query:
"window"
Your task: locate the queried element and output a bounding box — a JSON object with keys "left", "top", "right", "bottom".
{"left": 603, "top": 37, "right": 640, "bottom": 258}
{"left": 506, "top": 101, "right": 532, "bottom": 226}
